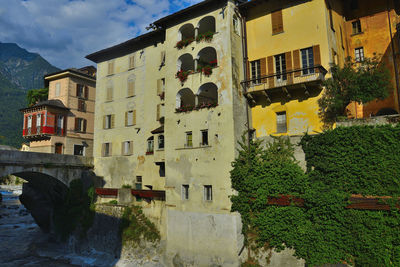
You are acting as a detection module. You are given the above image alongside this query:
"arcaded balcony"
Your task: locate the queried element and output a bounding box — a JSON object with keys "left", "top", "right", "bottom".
{"left": 197, "top": 83, "right": 218, "bottom": 108}
{"left": 176, "top": 88, "right": 196, "bottom": 112}
{"left": 242, "top": 65, "right": 327, "bottom": 105}
{"left": 197, "top": 16, "right": 216, "bottom": 42}
{"left": 196, "top": 47, "right": 217, "bottom": 76}
{"left": 176, "top": 24, "right": 195, "bottom": 49}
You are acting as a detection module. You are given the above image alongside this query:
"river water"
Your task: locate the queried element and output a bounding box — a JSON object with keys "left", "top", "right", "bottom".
{"left": 0, "top": 186, "right": 113, "bottom": 266}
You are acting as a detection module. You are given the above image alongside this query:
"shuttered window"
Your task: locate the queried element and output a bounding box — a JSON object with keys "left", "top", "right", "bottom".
{"left": 157, "top": 78, "right": 165, "bottom": 95}
{"left": 182, "top": 185, "right": 189, "bottom": 200}
{"left": 55, "top": 82, "right": 61, "bottom": 97}
{"left": 126, "top": 110, "right": 135, "bottom": 126}
{"left": 275, "top": 54, "right": 287, "bottom": 81}
{"left": 127, "top": 80, "right": 135, "bottom": 97}
{"left": 106, "top": 87, "right": 113, "bottom": 101}
{"left": 129, "top": 54, "right": 135, "bottom": 69}
{"left": 271, "top": 10, "right": 283, "bottom": 34}
{"left": 160, "top": 51, "right": 166, "bottom": 66}
{"left": 301, "top": 47, "right": 314, "bottom": 75}
{"left": 107, "top": 61, "right": 114, "bottom": 75}
{"left": 250, "top": 60, "right": 261, "bottom": 84}
{"left": 102, "top": 142, "right": 112, "bottom": 157}
{"left": 78, "top": 99, "right": 86, "bottom": 112}
{"left": 104, "top": 114, "right": 114, "bottom": 129}
{"left": 122, "top": 141, "right": 133, "bottom": 155}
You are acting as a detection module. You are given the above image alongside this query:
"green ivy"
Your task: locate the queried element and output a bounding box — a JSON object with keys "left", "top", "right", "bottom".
{"left": 231, "top": 126, "right": 400, "bottom": 266}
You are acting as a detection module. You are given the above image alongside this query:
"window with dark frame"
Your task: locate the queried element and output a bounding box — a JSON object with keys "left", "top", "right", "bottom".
{"left": 276, "top": 111, "right": 287, "bottom": 133}
{"left": 186, "top": 131, "right": 193, "bottom": 148}
{"left": 182, "top": 184, "right": 189, "bottom": 200}
{"left": 201, "top": 130, "right": 208, "bottom": 146}
{"left": 105, "top": 114, "right": 112, "bottom": 129}
{"left": 352, "top": 20, "right": 362, "bottom": 34}
{"left": 204, "top": 185, "right": 213, "bottom": 201}
{"left": 301, "top": 47, "right": 314, "bottom": 75}
{"left": 103, "top": 142, "right": 111, "bottom": 157}
{"left": 74, "top": 145, "right": 84, "bottom": 156}
{"left": 275, "top": 54, "right": 287, "bottom": 81}
{"left": 135, "top": 176, "right": 142, "bottom": 201}
{"left": 250, "top": 60, "right": 261, "bottom": 84}
{"left": 147, "top": 137, "right": 154, "bottom": 154}
{"left": 122, "top": 141, "right": 132, "bottom": 155}
{"left": 78, "top": 99, "right": 86, "bottom": 112}
{"left": 158, "top": 135, "right": 164, "bottom": 149}
{"left": 75, "top": 118, "right": 86, "bottom": 133}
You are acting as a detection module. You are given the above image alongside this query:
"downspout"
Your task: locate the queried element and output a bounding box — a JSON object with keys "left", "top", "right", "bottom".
{"left": 387, "top": 0, "right": 400, "bottom": 112}
{"left": 238, "top": 7, "right": 251, "bottom": 148}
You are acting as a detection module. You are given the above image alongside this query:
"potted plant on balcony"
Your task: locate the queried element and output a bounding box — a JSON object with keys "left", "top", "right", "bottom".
{"left": 176, "top": 70, "right": 191, "bottom": 83}
{"left": 196, "top": 31, "right": 215, "bottom": 42}
{"left": 175, "top": 37, "right": 194, "bottom": 49}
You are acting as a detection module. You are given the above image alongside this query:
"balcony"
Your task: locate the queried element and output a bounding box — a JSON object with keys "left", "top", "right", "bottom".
{"left": 242, "top": 65, "right": 327, "bottom": 105}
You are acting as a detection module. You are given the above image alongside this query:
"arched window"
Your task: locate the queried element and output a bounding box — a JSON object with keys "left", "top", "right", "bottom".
{"left": 158, "top": 135, "right": 164, "bottom": 149}
{"left": 197, "top": 83, "right": 218, "bottom": 108}
{"left": 179, "top": 24, "right": 195, "bottom": 41}
{"left": 197, "top": 47, "right": 218, "bottom": 75}
{"left": 177, "top": 54, "right": 194, "bottom": 72}
{"left": 198, "top": 16, "right": 216, "bottom": 35}
{"left": 176, "top": 88, "right": 196, "bottom": 110}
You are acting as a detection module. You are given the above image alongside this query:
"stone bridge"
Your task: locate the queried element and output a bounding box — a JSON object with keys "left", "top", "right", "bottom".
{"left": 0, "top": 150, "right": 97, "bottom": 232}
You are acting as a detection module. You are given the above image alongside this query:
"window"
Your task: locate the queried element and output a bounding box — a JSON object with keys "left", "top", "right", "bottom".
{"left": 147, "top": 137, "right": 154, "bottom": 154}
{"left": 74, "top": 144, "right": 84, "bottom": 156}
{"left": 301, "top": 47, "right": 314, "bottom": 75}
{"left": 76, "top": 84, "right": 87, "bottom": 98}
{"left": 160, "top": 51, "right": 166, "bottom": 66}
{"left": 125, "top": 110, "right": 135, "bottom": 126}
{"left": 102, "top": 142, "right": 111, "bottom": 157}
{"left": 328, "top": 5, "right": 334, "bottom": 31}
{"left": 185, "top": 132, "right": 193, "bottom": 148}
{"left": 340, "top": 26, "right": 345, "bottom": 49}
{"left": 201, "top": 130, "right": 208, "bottom": 146}
{"left": 276, "top": 111, "right": 287, "bottom": 133}
{"left": 182, "top": 185, "right": 189, "bottom": 200}
{"left": 135, "top": 176, "right": 142, "bottom": 201}
{"left": 107, "top": 61, "right": 114, "bottom": 75}
{"left": 158, "top": 135, "right": 164, "bottom": 150}
{"left": 36, "top": 114, "right": 41, "bottom": 127}
{"left": 55, "top": 82, "right": 60, "bottom": 97}
{"left": 250, "top": 60, "right": 261, "bottom": 84}
{"left": 157, "top": 78, "right": 165, "bottom": 96}
{"left": 203, "top": 185, "right": 212, "bottom": 201}
{"left": 355, "top": 47, "right": 364, "bottom": 62}
{"left": 122, "top": 141, "right": 133, "bottom": 155}
{"left": 275, "top": 54, "right": 287, "bottom": 81}
{"left": 78, "top": 99, "right": 86, "bottom": 112}
{"left": 106, "top": 86, "right": 113, "bottom": 101}
{"left": 127, "top": 79, "right": 135, "bottom": 97}
{"left": 75, "top": 118, "right": 86, "bottom": 133}
{"left": 129, "top": 54, "right": 135, "bottom": 69}
{"left": 27, "top": 115, "right": 32, "bottom": 128}
{"left": 56, "top": 115, "right": 64, "bottom": 135}
{"left": 104, "top": 114, "right": 114, "bottom": 129}
{"left": 352, "top": 20, "right": 362, "bottom": 35}
{"left": 159, "top": 162, "right": 165, "bottom": 177}
{"left": 271, "top": 9, "right": 283, "bottom": 34}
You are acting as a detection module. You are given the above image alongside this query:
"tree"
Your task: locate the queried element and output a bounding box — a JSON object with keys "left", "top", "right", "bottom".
{"left": 319, "top": 56, "right": 392, "bottom": 125}
{"left": 26, "top": 87, "right": 48, "bottom": 106}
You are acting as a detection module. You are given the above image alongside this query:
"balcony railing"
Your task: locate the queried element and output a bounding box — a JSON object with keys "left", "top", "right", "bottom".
{"left": 242, "top": 65, "right": 327, "bottom": 92}
{"left": 242, "top": 65, "right": 327, "bottom": 104}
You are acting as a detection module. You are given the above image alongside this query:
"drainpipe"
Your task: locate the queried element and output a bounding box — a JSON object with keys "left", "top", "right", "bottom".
{"left": 387, "top": 0, "right": 400, "bottom": 112}
{"left": 237, "top": 7, "right": 251, "bottom": 148}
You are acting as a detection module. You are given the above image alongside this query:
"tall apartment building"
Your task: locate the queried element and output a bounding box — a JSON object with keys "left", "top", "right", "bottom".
{"left": 240, "top": 0, "right": 400, "bottom": 137}
{"left": 21, "top": 66, "right": 96, "bottom": 156}
{"left": 86, "top": 0, "right": 247, "bottom": 265}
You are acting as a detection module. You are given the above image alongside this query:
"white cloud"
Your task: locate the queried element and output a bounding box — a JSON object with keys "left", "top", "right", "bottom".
{"left": 0, "top": 0, "right": 201, "bottom": 69}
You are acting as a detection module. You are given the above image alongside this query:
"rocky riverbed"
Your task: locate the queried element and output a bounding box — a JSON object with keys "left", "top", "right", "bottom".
{"left": 0, "top": 185, "right": 163, "bottom": 267}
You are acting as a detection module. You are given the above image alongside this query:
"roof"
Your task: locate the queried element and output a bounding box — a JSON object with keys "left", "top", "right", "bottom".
{"left": 151, "top": 125, "right": 164, "bottom": 134}
{"left": 44, "top": 67, "right": 96, "bottom": 81}
{"left": 20, "top": 99, "right": 69, "bottom": 112}
{"left": 85, "top": 29, "right": 165, "bottom": 63}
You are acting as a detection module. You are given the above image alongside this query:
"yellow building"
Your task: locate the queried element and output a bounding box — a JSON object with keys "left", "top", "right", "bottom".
{"left": 86, "top": 0, "right": 248, "bottom": 265}
{"left": 240, "top": 0, "right": 400, "bottom": 138}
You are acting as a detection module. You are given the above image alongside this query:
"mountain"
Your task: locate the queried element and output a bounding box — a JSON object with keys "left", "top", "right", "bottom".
{"left": 0, "top": 42, "right": 60, "bottom": 148}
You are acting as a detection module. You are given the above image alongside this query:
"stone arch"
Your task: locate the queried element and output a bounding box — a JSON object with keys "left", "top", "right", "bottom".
{"left": 197, "top": 83, "right": 218, "bottom": 106}
{"left": 197, "top": 16, "right": 216, "bottom": 35}
{"left": 177, "top": 53, "right": 194, "bottom": 72}
{"left": 178, "top": 23, "right": 195, "bottom": 41}
{"left": 197, "top": 47, "right": 218, "bottom": 67}
{"left": 176, "top": 88, "right": 196, "bottom": 109}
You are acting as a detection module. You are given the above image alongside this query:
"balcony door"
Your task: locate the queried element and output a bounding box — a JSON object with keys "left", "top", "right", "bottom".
{"left": 275, "top": 54, "right": 287, "bottom": 82}
{"left": 55, "top": 143, "right": 63, "bottom": 154}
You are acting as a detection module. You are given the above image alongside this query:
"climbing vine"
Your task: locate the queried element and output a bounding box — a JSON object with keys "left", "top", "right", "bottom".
{"left": 231, "top": 125, "right": 400, "bottom": 266}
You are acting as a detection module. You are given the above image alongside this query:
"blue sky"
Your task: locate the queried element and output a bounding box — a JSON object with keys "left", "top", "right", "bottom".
{"left": 0, "top": 0, "right": 202, "bottom": 68}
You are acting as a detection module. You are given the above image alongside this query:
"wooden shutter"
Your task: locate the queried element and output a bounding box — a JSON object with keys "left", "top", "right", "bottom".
{"left": 293, "top": 49, "right": 301, "bottom": 77}
{"left": 103, "top": 115, "right": 106, "bottom": 129}
{"left": 84, "top": 86, "right": 89, "bottom": 99}
{"left": 121, "top": 141, "right": 125, "bottom": 155}
{"left": 130, "top": 141, "right": 133, "bottom": 155}
{"left": 157, "top": 79, "right": 163, "bottom": 95}
{"left": 102, "top": 143, "right": 105, "bottom": 157}
{"left": 156, "top": 104, "right": 161, "bottom": 121}
{"left": 108, "top": 61, "right": 114, "bottom": 75}
{"left": 83, "top": 119, "right": 87, "bottom": 133}
{"left": 75, "top": 118, "right": 78, "bottom": 131}
{"left": 129, "top": 55, "right": 135, "bottom": 69}
{"left": 285, "top": 52, "right": 293, "bottom": 84}
{"left": 271, "top": 10, "right": 283, "bottom": 34}
{"left": 107, "top": 87, "right": 113, "bottom": 101}
{"left": 76, "top": 84, "right": 80, "bottom": 97}
{"left": 267, "top": 56, "right": 275, "bottom": 88}
{"left": 246, "top": 60, "right": 250, "bottom": 80}
{"left": 109, "top": 143, "right": 112, "bottom": 156}
{"left": 133, "top": 110, "right": 136, "bottom": 125}
{"left": 313, "top": 45, "right": 321, "bottom": 72}
{"left": 260, "top": 57, "right": 267, "bottom": 83}
{"left": 128, "top": 80, "right": 135, "bottom": 97}
{"left": 111, "top": 114, "right": 115, "bottom": 128}
{"left": 32, "top": 114, "right": 36, "bottom": 134}
{"left": 24, "top": 115, "right": 28, "bottom": 129}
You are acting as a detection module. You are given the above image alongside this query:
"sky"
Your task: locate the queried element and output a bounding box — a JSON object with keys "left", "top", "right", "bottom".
{"left": 0, "top": 0, "right": 202, "bottom": 69}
